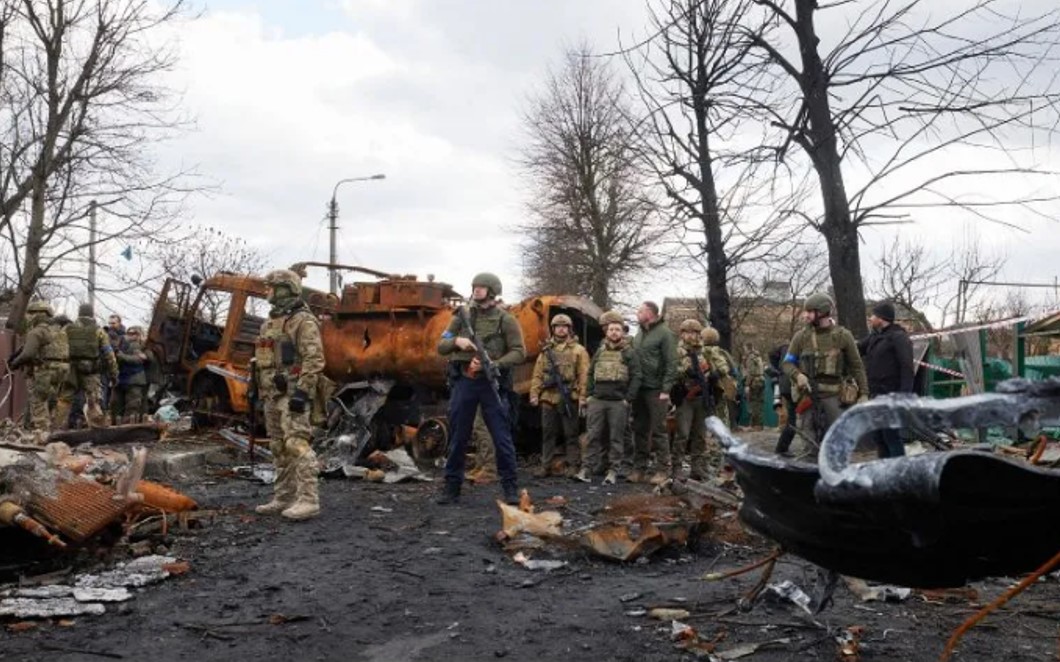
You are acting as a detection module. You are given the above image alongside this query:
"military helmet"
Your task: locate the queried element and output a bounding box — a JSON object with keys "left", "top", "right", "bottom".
{"left": 471, "top": 272, "right": 502, "bottom": 297}
{"left": 679, "top": 319, "right": 703, "bottom": 333}
{"left": 700, "top": 326, "right": 720, "bottom": 345}
{"left": 599, "top": 310, "right": 624, "bottom": 327}
{"left": 550, "top": 313, "right": 573, "bottom": 328}
{"left": 78, "top": 303, "right": 94, "bottom": 318}
{"left": 265, "top": 269, "right": 302, "bottom": 295}
{"left": 804, "top": 292, "right": 834, "bottom": 315}
{"left": 26, "top": 300, "right": 53, "bottom": 316}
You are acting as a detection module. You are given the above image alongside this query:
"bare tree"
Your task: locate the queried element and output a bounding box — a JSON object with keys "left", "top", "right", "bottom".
{"left": 518, "top": 45, "right": 666, "bottom": 309}
{"left": 872, "top": 237, "right": 946, "bottom": 330}
{"left": 625, "top": 0, "right": 806, "bottom": 351}
{"left": 0, "top": 0, "right": 194, "bottom": 329}
{"left": 744, "top": 0, "right": 1060, "bottom": 338}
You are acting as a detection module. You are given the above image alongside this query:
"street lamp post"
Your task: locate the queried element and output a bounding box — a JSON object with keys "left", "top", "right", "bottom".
{"left": 328, "top": 173, "right": 386, "bottom": 295}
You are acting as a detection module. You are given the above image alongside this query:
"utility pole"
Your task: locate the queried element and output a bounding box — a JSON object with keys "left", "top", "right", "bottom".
{"left": 327, "top": 174, "right": 386, "bottom": 295}
{"left": 88, "top": 200, "right": 97, "bottom": 310}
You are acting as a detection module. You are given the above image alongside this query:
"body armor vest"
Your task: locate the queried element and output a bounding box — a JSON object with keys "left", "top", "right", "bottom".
{"left": 593, "top": 342, "right": 629, "bottom": 383}
{"left": 67, "top": 321, "right": 100, "bottom": 361}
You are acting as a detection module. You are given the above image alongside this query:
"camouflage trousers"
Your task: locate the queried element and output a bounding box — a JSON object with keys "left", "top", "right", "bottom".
{"left": 26, "top": 363, "right": 69, "bottom": 437}
{"left": 111, "top": 384, "right": 147, "bottom": 422}
{"left": 471, "top": 409, "right": 495, "bottom": 470}
{"left": 263, "top": 394, "right": 314, "bottom": 461}
{"left": 747, "top": 380, "right": 765, "bottom": 427}
{"left": 55, "top": 370, "right": 106, "bottom": 429}
{"left": 672, "top": 398, "right": 719, "bottom": 478}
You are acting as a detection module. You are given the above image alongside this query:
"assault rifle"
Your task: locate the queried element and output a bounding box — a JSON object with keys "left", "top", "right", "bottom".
{"left": 456, "top": 306, "right": 506, "bottom": 411}
{"left": 542, "top": 343, "right": 575, "bottom": 418}
{"left": 796, "top": 354, "right": 828, "bottom": 446}
{"left": 247, "top": 358, "right": 259, "bottom": 461}
{"left": 688, "top": 350, "right": 717, "bottom": 412}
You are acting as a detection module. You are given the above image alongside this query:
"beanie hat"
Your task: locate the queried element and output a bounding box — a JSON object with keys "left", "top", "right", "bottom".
{"left": 872, "top": 301, "right": 896, "bottom": 323}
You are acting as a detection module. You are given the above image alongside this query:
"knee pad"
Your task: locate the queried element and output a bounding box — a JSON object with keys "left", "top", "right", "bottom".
{"left": 285, "top": 436, "right": 312, "bottom": 459}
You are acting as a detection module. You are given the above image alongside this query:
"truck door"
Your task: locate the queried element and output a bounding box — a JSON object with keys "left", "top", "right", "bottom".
{"left": 147, "top": 278, "right": 192, "bottom": 368}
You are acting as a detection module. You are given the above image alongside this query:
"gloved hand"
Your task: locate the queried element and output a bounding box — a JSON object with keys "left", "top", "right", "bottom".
{"left": 795, "top": 373, "right": 810, "bottom": 390}
{"left": 272, "top": 373, "right": 288, "bottom": 393}
{"left": 288, "top": 388, "right": 308, "bottom": 413}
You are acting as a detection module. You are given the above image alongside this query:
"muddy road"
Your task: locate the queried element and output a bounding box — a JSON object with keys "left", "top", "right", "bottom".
{"left": 2, "top": 443, "right": 1058, "bottom": 662}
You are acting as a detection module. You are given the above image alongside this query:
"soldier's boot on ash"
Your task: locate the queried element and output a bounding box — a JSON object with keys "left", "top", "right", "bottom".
{"left": 501, "top": 480, "right": 519, "bottom": 506}
{"left": 282, "top": 451, "right": 321, "bottom": 521}
{"left": 436, "top": 480, "right": 461, "bottom": 505}
{"left": 256, "top": 461, "right": 296, "bottom": 515}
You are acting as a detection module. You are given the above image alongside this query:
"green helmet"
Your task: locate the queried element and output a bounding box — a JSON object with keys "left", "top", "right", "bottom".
{"left": 265, "top": 269, "right": 302, "bottom": 295}
{"left": 700, "top": 326, "right": 720, "bottom": 345}
{"left": 679, "top": 319, "right": 703, "bottom": 333}
{"left": 26, "top": 300, "right": 53, "bottom": 317}
{"left": 804, "top": 292, "right": 834, "bottom": 316}
{"left": 550, "top": 313, "right": 572, "bottom": 328}
{"left": 471, "top": 272, "right": 502, "bottom": 297}
{"left": 599, "top": 310, "right": 624, "bottom": 327}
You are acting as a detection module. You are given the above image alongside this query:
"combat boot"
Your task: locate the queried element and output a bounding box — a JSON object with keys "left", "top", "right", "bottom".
{"left": 501, "top": 480, "right": 519, "bottom": 505}
{"left": 257, "top": 461, "right": 295, "bottom": 515}
{"left": 281, "top": 452, "right": 321, "bottom": 521}
{"left": 436, "top": 480, "right": 461, "bottom": 505}
{"left": 572, "top": 468, "right": 590, "bottom": 483}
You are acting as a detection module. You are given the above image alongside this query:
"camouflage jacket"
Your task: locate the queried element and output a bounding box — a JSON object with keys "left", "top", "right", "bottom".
{"left": 783, "top": 323, "right": 868, "bottom": 397}
{"left": 256, "top": 301, "right": 325, "bottom": 399}
{"left": 530, "top": 336, "right": 590, "bottom": 405}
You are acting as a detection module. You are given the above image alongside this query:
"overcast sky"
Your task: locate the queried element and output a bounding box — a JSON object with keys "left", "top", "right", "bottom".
{"left": 97, "top": 0, "right": 1060, "bottom": 325}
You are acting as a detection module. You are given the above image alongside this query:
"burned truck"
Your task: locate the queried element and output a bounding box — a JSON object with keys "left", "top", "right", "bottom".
{"left": 146, "top": 262, "right": 603, "bottom": 459}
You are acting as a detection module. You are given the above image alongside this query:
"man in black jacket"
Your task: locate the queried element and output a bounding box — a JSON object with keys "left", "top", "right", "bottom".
{"left": 858, "top": 301, "right": 914, "bottom": 458}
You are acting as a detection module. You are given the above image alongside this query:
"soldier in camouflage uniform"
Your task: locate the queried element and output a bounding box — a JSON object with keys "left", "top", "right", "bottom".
{"left": 436, "top": 272, "right": 525, "bottom": 505}
{"left": 254, "top": 269, "right": 325, "bottom": 521}
{"left": 742, "top": 342, "right": 766, "bottom": 429}
{"left": 10, "top": 301, "right": 70, "bottom": 441}
{"left": 700, "top": 326, "right": 737, "bottom": 425}
{"left": 672, "top": 319, "right": 730, "bottom": 481}
{"left": 54, "top": 303, "right": 118, "bottom": 429}
{"left": 585, "top": 311, "right": 640, "bottom": 485}
{"left": 112, "top": 326, "right": 150, "bottom": 423}
{"left": 530, "top": 314, "right": 590, "bottom": 481}
{"left": 782, "top": 293, "right": 868, "bottom": 460}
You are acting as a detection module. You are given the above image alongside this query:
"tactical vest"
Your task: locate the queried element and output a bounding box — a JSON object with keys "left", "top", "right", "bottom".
{"left": 593, "top": 343, "right": 629, "bottom": 383}
{"left": 799, "top": 327, "right": 847, "bottom": 381}
{"left": 256, "top": 310, "right": 313, "bottom": 381}
{"left": 470, "top": 309, "right": 508, "bottom": 361}
{"left": 542, "top": 340, "right": 578, "bottom": 384}
{"left": 67, "top": 321, "right": 100, "bottom": 361}
{"left": 41, "top": 323, "right": 69, "bottom": 361}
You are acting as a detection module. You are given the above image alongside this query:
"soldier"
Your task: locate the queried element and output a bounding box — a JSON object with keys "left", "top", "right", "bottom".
{"left": 55, "top": 303, "right": 118, "bottom": 429}
{"left": 530, "top": 314, "right": 590, "bottom": 481}
{"left": 671, "top": 319, "right": 730, "bottom": 481}
{"left": 584, "top": 310, "right": 640, "bottom": 485}
{"left": 254, "top": 269, "right": 325, "bottom": 521}
{"left": 742, "top": 342, "right": 766, "bottom": 429}
{"left": 782, "top": 293, "right": 868, "bottom": 459}
{"left": 700, "top": 326, "right": 737, "bottom": 425}
{"left": 436, "top": 272, "right": 525, "bottom": 505}
{"left": 112, "top": 326, "right": 150, "bottom": 423}
{"left": 631, "top": 301, "right": 678, "bottom": 485}
{"left": 10, "top": 301, "right": 70, "bottom": 442}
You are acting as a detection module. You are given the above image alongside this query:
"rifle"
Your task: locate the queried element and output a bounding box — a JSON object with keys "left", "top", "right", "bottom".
{"left": 687, "top": 349, "right": 717, "bottom": 413}
{"left": 542, "top": 342, "right": 575, "bottom": 418}
{"left": 456, "top": 306, "right": 506, "bottom": 412}
{"left": 247, "top": 358, "right": 259, "bottom": 462}
{"left": 796, "top": 354, "right": 828, "bottom": 445}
